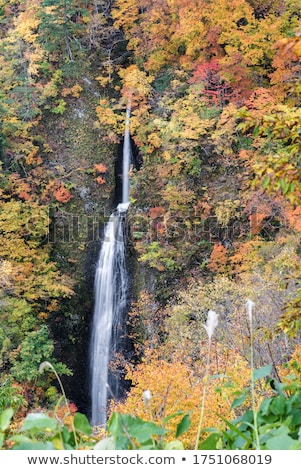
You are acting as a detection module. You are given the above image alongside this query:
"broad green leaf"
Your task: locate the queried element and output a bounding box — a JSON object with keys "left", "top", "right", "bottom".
{"left": 0, "top": 408, "right": 14, "bottom": 431}
{"left": 252, "top": 364, "right": 272, "bottom": 381}
{"left": 176, "top": 414, "right": 191, "bottom": 438}
{"left": 13, "top": 441, "right": 55, "bottom": 450}
{"left": 107, "top": 412, "right": 121, "bottom": 438}
{"left": 0, "top": 432, "right": 4, "bottom": 448}
{"left": 164, "top": 440, "right": 184, "bottom": 450}
{"left": 128, "top": 419, "right": 165, "bottom": 443}
{"left": 231, "top": 393, "right": 247, "bottom": 410}
{"left": 12, "top": 435, "right": 56, "bottom": 449}
{"left": 74, "top": 412, "right": 91, "bottom": 436}
{"left": 269, "top": 396, "right": 286, "bottom": 416}
{"left": 94, "top": 437, "right": 116, "bottom": 450}
{"left": 21, "top": 413, "right": 58, "bottom": 433}
{"left": 259, "top": 397, "right": 273, "bottom": 416}
{"left": 163, "top": 410, "right": 184, "bottom": 424}
{"left": 265, "top": 434, "right": 298, "bottom": 450}
{"left": 198, "top": 432, "right": 221, "bottom": 450}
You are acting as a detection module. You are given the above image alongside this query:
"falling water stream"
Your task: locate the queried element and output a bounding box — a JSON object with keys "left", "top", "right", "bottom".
{"left": 90, "top": 104, "right": 131, "bottom": 427}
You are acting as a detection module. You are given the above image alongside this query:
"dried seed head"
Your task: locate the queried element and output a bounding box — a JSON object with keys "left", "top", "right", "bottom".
{"left": 246, "top": 299, "right": 255, "bottom": 323}
{"left": 202, "top": 310, "right": 218, "bottom": 341}
{"left": 143, "top": 389, "right": 152, "bottom": 406}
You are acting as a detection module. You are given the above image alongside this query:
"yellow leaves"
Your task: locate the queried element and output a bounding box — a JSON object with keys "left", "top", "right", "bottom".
{"left": 0, "top": 195, "right": 74, "bottom": 306}
{"left": 44, "top": 6, "right": 57, "bottom": 16}
{"left": 95, "top": 100, "right": 122, "bottom": 134}
{"left": 211, "top": 103, "right": 239, "bottom": 161}
{"left": 119, "top": 65, "right": 154, "bottom": 102}
{"left": 25, "top": 145, "right": 42, "bottom": 166}
{"left": 96, "top": 75, "right": 112, "bottom": 87}
{"left": 0, "top": 260, "right": 14, "bottom": 290}
{"left": 14, "top": 0, "right": 42, "bottom": 43}
{"left": 215, "top": 199, "right": 241, "bottom": 227}
{"left": 61, "top": 85, "right": 83, "bottom": 98}
{"left": 110, "top": 347, "right": 257, "bottom": 449}
{"left": 112, "top": 0, "right": 140, "bottom": 35}
{"left": 161, "top": 183, "right": 195, "bottom": 212}
{"left": 147, "top": 132, "right": 162, "bottom": 150}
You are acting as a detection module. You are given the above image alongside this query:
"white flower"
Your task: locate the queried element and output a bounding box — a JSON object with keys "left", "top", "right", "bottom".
{"left": 143, "top": 390, "right": 152, "bottom": 406}
{"left": 202, "top": 310, "right": 218, "bottom": 341}
{"left": 246, "top": 299, "right": 255, "bottom": 323}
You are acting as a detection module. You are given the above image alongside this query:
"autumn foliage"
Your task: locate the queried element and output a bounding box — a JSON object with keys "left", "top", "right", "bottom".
{"left": 1, "top": 0, "right": 301, "bottom": 449}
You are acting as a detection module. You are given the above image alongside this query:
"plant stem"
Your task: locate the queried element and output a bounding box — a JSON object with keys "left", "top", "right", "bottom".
{"left": 195, "top": 338, "right": 212, "bottom": 450}
{"left": 40, "top": 362, "right": 78, "bottom": 448}
{"left": 249, "top": 316, "right": 260, "bottom": 450}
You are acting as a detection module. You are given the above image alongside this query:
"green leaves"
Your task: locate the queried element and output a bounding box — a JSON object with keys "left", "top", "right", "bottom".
{"left": 0, "top": 408, "right": 14, "bottom": 432}
{"left": 0, "top": 408, "right": 14, "bottom": 449}
{"left": 21, "top": 413, "right": 58, "bottom": 433}
{"left": 96, "top": 411, "right": 191, "bottom": 450}
{"left": 231, "top": 392, "right": 247, "bottom": 410}
{"left": 252, "top": 363, "right": 272, "bottom": 381}
{"left": 6, "top": 410, "right": 96, "bottom": 450}
{"left": 107, "top": 412, "right": 166, "bottom": 449}
{"left": 176, "top": 414, "right": 191, "bottom": 438}
{"left": 74, "top": 413, "right": 92, "bottom": 436}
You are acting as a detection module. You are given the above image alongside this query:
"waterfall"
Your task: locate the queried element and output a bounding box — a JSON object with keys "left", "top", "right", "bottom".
{"left": 90, "top": 104, "right": 131, "bottom": 427}
{"left": 122, "top": 104, "right": 131, "bottom": 206}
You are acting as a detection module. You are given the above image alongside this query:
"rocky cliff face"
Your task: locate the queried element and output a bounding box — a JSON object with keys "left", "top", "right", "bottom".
{"left": 41, "top": 76, "right": 119, "bottom": 414}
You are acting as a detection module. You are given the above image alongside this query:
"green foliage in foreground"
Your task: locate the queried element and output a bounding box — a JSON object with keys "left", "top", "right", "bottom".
{"left": 1, "top": 378, "right": 301, "bottom": 450}
{"left": 200, "top": 380, "right": 301, "bottom": 451}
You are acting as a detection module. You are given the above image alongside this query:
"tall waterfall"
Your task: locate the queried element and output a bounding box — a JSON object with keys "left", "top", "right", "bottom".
{"left": 90, "top": 104, "right": 131, "bottom": 427}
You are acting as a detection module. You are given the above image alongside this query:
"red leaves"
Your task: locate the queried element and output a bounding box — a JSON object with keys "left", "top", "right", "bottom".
{"left": 191, "top": 58, "right": 234, "bottom": 107}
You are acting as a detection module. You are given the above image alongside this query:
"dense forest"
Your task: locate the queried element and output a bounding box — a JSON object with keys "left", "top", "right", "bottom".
{"left": 1, "top": 0, "right": 301, "bottom": 450}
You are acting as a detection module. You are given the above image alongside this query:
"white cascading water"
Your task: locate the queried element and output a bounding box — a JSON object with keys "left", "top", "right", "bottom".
{"left": 90, "top": 104, "right": 131, "bottom": 427}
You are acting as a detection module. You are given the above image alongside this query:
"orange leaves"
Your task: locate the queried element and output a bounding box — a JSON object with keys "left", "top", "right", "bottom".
{"left": 285, "top": 205, "right": 301, "bottom": 233}
{"left": 270, "top": 31, "right": 301, "bottom": 102}
{"left": 94, "top": 163, "right": 107, "bottom": 185}
{"left": 274, "top": 33, "right": 301, "bottom": 59}
{"left": 54, "top": 185, "right": 72, "bottom": 203}
{"left": 94, "top": 163, "right": 107, "bottom": 173}
{"left": 229, "top": 240, "right": 262, "bottom": 274}
{"left": 95, "top": 176, "right": 106, "bottom": 185}
{"left": 149, "top": 206, "right": 164, "bottom": 219}
{"left": 207, "top": 243, "right": 228, "bottom": 273}
{"left": 8, "top": 173, "right": 33, "bottom": 202}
